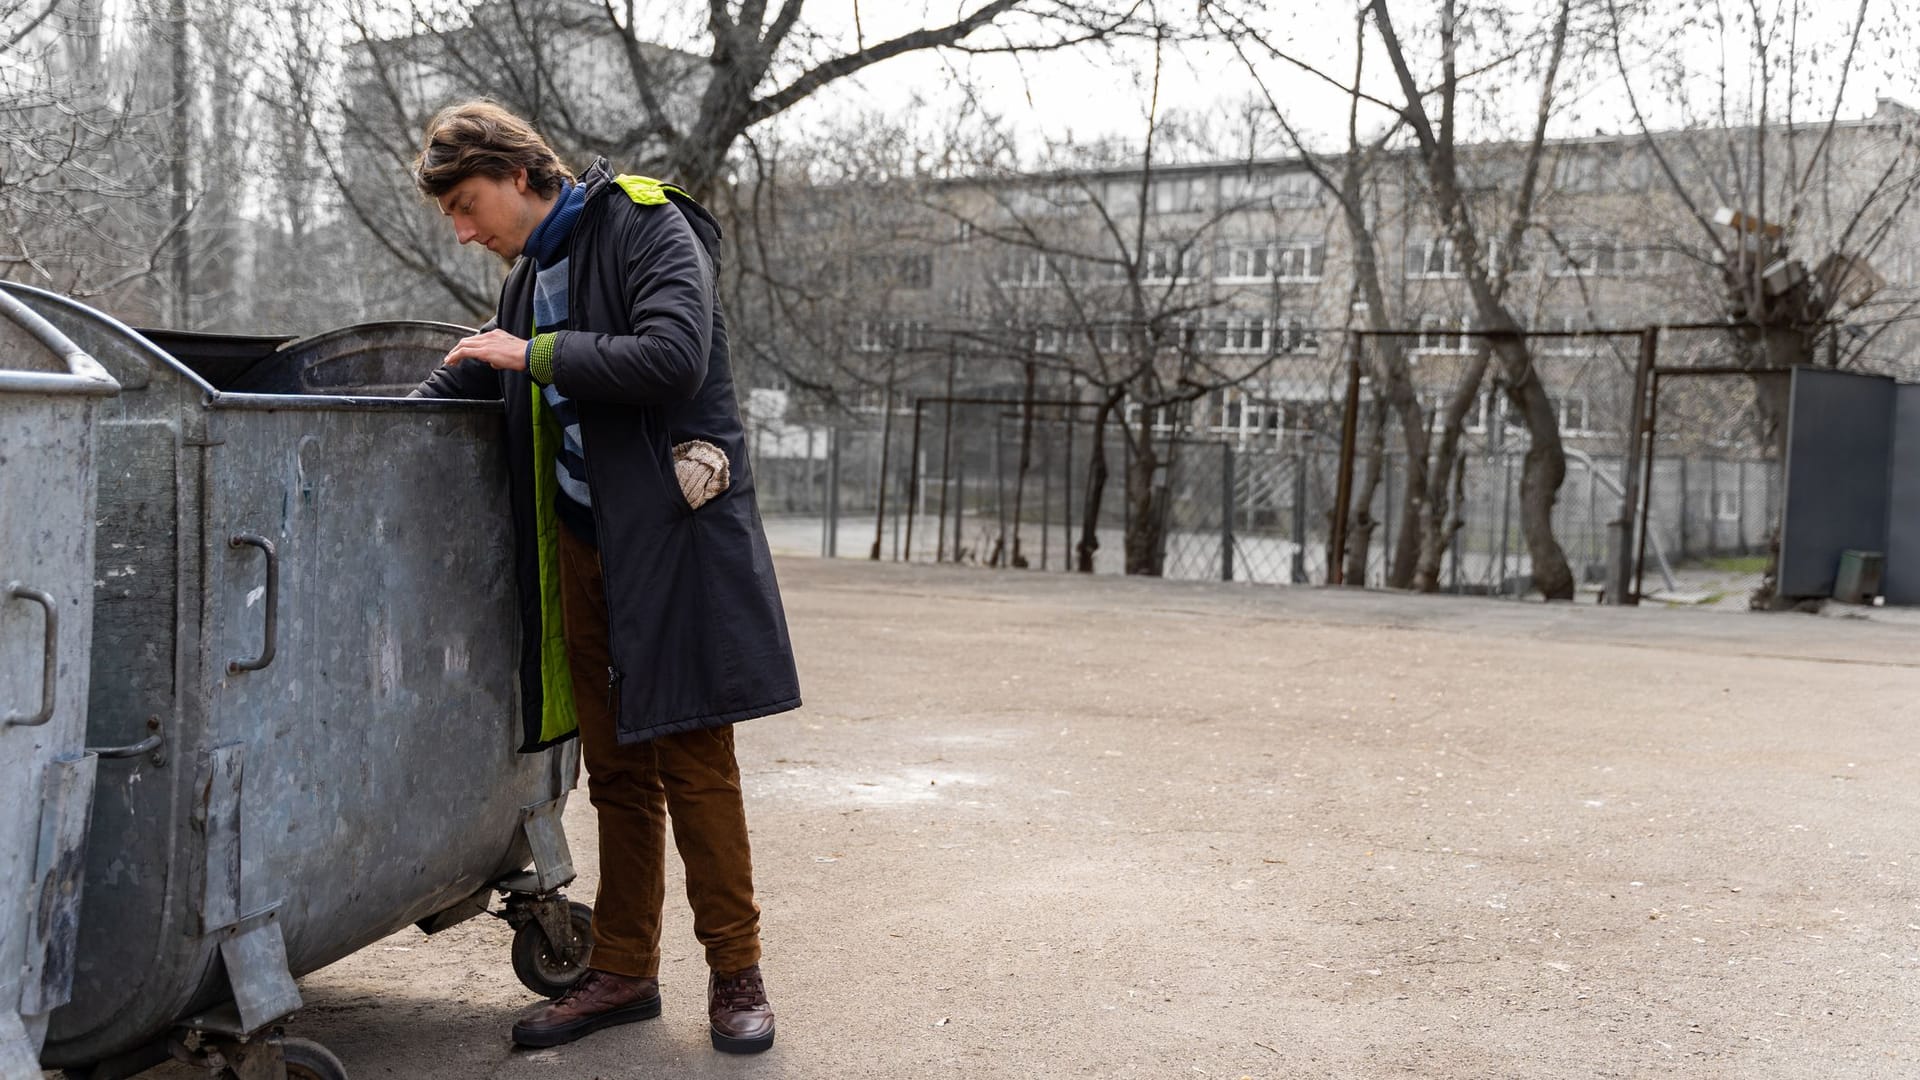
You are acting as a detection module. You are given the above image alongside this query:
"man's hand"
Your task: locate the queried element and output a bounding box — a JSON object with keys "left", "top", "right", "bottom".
{"left": 442, "top": 328, "right": 531, "bottom": 372}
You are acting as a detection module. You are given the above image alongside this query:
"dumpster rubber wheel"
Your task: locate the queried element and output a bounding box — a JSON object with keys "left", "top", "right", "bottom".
{"left": 512, "top": 901, "right": 595, "bottom": 998}
{"left": 279, "top": 1038, "right": 348, "bottom": 1080}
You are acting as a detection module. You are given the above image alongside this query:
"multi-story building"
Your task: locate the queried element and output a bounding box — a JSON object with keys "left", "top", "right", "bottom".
{"left": 744, "top": 97, "right": 1920, "bottom": 456}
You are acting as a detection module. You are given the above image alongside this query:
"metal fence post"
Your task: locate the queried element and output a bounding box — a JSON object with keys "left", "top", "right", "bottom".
{"left": 1586, "top": 458, "right": 1598, "bottom": 575}
{"left": 1607, "top": 327, "right": 1655, "bottom": 602}
{"left": 1677, "top": 456, "right": 1690, "bottom": 563}
{"left": 824, "top": 426, "right": 841, "bottom": 559}
{"left": 953, "top": 454, "right": 965, "bottom": 562}
{"left": 1738, "top": 458, "right": 1749, "bottom": 552}
{"left": 1220, "top": 440, "right": 1235, "bottom": 582}
{"left": 806, "top": 426, "right": 820, "bottom": 516}
{"left": 1382, "top": 450, "right": 1395, "bottom": 586}
{"left": 1290, "top": 446, "right": 1307, "bottom": 584}
{"left": 993, "top": 411, "right": 1008, "bottom": 567}
{"left": 870, "top": 368, "right": 895, "bottom": 562}
{"left": 1040, "top": 430, "right": 1052, "bottom": 571}
{"left": 1064, "top": 402, "right": 1075, "bottom": 573}
{"left": 1497, "top": 451, "right": 1513, "bottom": 593}
{"left": 1708, "top": 457, "right": 1720, "bottom": 559}
{"left": 905, "top": 401, "right": 923, "bottom": 563}
{"left": 1634, "top": 371, "right": 1665, "bottom": 602}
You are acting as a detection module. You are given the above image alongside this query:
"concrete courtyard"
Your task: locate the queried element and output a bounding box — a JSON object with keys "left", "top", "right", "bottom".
{"left": 138, "top": 558, "right": 1920, "bottom": 1079}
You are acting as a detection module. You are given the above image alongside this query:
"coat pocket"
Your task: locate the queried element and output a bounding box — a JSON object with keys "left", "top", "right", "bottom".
{"left": 671, "top": 438, "right": 731, "bottom": 511}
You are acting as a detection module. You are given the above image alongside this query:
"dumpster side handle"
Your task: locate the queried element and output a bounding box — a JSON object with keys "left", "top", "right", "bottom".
{"left": 226, "top": 535, "right": 278, "bottom": 675}
{"left": 3, "top": 583, "right": 57, "bottom": 727}
{"left": 90, "top": 715, "right": 165, "bottom": 764}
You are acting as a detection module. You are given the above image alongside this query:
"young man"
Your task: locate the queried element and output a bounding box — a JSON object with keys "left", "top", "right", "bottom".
{"left": 409, "top": 101, "right": 801, "bottom": 1055}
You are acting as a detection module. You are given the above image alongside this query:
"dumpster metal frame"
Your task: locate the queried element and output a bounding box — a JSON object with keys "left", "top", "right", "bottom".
{"left": 0, "top": 290, "right": 118, "bottom": 1080}
{"left": 1, "top": 284, "right": 588, "bottom": 1080}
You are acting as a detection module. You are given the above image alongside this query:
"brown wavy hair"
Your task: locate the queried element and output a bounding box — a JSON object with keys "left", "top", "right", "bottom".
{"left": 412, "top": 101, "right": 573, "bottom": 198}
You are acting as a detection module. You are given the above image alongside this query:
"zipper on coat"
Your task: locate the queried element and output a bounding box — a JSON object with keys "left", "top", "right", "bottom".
{"left": 566, "top": 199, "right": 629, "bottom": 724}
{"left": 606, "top": 665, "right": 624, "bottom": 711}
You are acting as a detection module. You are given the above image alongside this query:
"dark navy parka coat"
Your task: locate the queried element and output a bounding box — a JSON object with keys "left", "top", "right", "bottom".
{"left": 414, "top": 160, "right": 801, "bottom": 750}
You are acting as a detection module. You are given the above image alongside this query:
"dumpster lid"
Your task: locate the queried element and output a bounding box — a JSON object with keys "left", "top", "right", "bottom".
{"left": 133, "top": 328, "right": 298, "bottom": 391}
{"left": 236, "top": 321, "right": 471, "bottom": 397}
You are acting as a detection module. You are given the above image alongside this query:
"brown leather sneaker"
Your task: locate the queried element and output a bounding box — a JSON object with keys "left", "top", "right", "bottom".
{"left": 511, "top": 969, "right": 661, "bottom": 1048}
{"left": 708, "top": 964, "right": 775, "bottom": 1053}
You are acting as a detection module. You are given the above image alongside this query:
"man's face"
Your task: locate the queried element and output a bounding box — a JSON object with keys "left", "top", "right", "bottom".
{"left": 437, "top": 170, "right": 543, "bottom": 262}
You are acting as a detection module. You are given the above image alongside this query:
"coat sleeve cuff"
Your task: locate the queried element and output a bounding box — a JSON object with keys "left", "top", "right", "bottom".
{"left": 527, "top": 332, "right": 559, "bottom": 385}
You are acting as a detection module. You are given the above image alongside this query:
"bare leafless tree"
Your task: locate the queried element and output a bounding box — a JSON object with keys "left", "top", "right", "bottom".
{"left": 321, "top": 0, "right": 1148, "bottom": 318}
{"left": 1366, "top": 0, "right": 1580, "bottom": 600}
{"left": 1209, "top": 0, "right": 1581, "bottom": 598}
{"left": 1602, "top": 0, "right": 1920, "bottom": 605}
{"left": 937, "top": 34, "right": 1327, "bottom": 576}
{"left": 0, "top": 1, "right": 185, "bottom": 307}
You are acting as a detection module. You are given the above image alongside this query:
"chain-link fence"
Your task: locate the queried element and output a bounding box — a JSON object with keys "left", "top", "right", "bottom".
{"left": 1634, "top": 328, "right": 1790, "bottom": 609}
{"left": 754, "top": 394, "right": 1347, "bottom": 580}
{"left": 745, "top": 325, "right": 1802, "bottom": 609}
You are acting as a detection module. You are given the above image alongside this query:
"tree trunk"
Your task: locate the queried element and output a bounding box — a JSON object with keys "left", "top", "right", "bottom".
{"left": 1076, "top": 393, "right": 1123, "bottom": 573}
{"left": 1123, "top": 411, "right": 1165, "bottom": 576}
{"left": 168, "top": 0, "right": 191, "bottom": 327}
{"left": 1344, "top": 392, "right": 1389, "bottom": 586}
{"left": 1414, "top": 348, "right": 1493, "bottom": 592}
{"left": 1496, "top": 340, "right": 1575, "bottom": 600}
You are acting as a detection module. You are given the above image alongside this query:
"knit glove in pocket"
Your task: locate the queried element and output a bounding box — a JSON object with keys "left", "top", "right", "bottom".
{"left": 673, "top": 439, "right": 731, "bottom": 510}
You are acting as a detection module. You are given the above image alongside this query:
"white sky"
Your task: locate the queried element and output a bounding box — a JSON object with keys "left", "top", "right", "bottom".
{"left": 779, "top": 1, "right": 1920, "bottom": 163}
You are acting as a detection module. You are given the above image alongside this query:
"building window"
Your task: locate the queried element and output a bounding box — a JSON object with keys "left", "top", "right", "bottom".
{"left": 1144, "top": 243, "right": 1192, "bottom": 282}
{"left": 1714, "top": 489, "right": 1741, "bottom": 521}
{"left": 859, "top": 253, "right": 933, "bottom": 290}
{"left": 851, "top": 319, "right": 928, "bottom": 354}
{"left": 1274, "top": 242, "right": 1326, "bottom": 281}
{"left": 1000, "top": 251, "right": 1051, "bottom": 287}
{"left": 1217, "top": 316, "right": 1270, "bottom": 353}
{"left": 1218, "top": 240, "right": 1326, "bottom": 283}
{"left": 1220, "top": 242, "right": 1272, "bottom": 282}
{"left": 1177, "top": 319, "right": 1203, "bottom": 352}
{"left": 1553, "top": 151, "right": 1607, "bottom": 193}
{"left": 1272, "top": 171, "right": 1322, "bottom": 206}
{"left": 1056, "top": 256, "right": 1126, "bottom": 285}
{"left": 1538, "top": 314, "right": 1596, "bottom": 355}
{"left": 1553, "top": 236, "right": 1670, "bottom": 277}
{"left": 1281, "top": 316, "right": 1319, "bottom": 354}
{"left": 1122, "top": 400, "right": 1181, "bottom": 432}
{"left": 1415, "top": 314, "right": 1470, "bottom": 353}
{"left": 1409, "top": 236, "right": 1463, "bottom": 278}
{"left": 1558, "top": 394, "right": 1593, "bottom": 435}
{"left": 1152, "top": 175, "right": 1211, "bottom": 215}
{"left": 1220, "top": 172, "right": 1268, "bottom": 207}
{"left": 1095, "top": 322, "right": 1129, "bottom": 352}
{"left": 1218, "top": 169, "right": 1322, "bottom": 209}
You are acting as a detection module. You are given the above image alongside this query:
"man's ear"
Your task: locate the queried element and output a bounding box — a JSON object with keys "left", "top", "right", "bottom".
{"left": 514, "top": 167, "right": 529, "bottom": 194}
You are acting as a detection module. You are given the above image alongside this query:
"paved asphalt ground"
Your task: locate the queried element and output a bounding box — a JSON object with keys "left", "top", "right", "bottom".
{"left": 122, "top": 558, "right": 1920, "bottom": 1079}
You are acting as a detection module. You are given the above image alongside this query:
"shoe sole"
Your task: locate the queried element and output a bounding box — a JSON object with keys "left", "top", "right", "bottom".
{"left": 512, "top": 994, "right": 662, "bottom": 1049}
{"left": 710, "top": 1025, "right": 775, "bottom": 1054}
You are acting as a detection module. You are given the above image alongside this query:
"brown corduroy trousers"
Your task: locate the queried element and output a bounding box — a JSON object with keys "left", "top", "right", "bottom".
{"left": 556, "top": 523, "right": 763, "bottom": 978}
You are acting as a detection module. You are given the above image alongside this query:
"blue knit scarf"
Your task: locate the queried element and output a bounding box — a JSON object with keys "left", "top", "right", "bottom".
{"left": 524, "top": 180, "right": 586, "bottom": 269}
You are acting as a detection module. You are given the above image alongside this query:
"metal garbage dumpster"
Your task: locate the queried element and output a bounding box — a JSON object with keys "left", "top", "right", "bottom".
{"left": 0, "top": 284, "right": 590, "bottom": 1080}
{"left": 0, "top": 292, "right": 117, "bottom": 1080}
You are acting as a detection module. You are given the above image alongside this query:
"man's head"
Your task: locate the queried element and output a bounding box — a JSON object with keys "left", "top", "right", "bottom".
{"left": 413, "top": 101, "right": 573, "bottom": 262}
